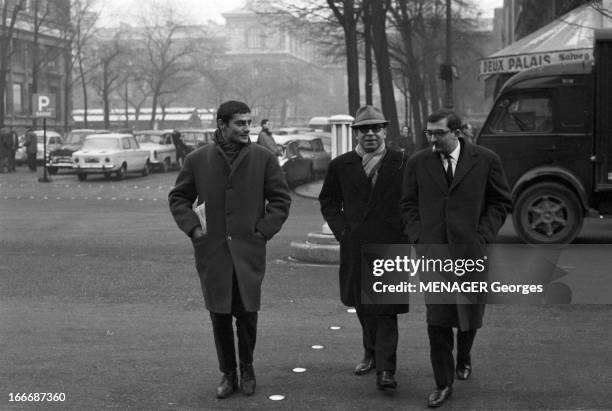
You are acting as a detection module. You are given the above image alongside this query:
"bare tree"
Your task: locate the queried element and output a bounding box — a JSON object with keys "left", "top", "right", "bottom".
{"left": 138, "top": 3, "right": 201, "bottom": 128}
{"left": 0, "top": 0, "right": 26, "bottom": 127}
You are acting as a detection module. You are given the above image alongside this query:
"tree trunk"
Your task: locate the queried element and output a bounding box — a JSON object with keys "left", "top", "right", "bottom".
{"left": 371, "top": 0, "right": 399, "bottom": 142}
{"left": 344, "top": 1, "right": 360, "bottom": 115}
{"left": 150, "top": 90, "right": 159, "bottom": 129}
{"left": 103, "top": 63, "right": 110, "bottom": 129}
{"left": 363, "top": 0, "right": 373, "bottom": 105}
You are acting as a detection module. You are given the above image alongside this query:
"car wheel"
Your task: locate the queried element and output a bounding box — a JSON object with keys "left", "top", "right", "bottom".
{"left": 142, "top": 160, "right": 151, "bottom": 176}
{"left": 77, "top": 172, "right": 87, "bottom": 181}
{"left": 115, "top": 164, "right": 127, "bottom": 180}
{"left": 48, "top": 167, "right": 58, "bottom": 175}
{"left": 513, "top": 182, "right": 583, "bottom": 244}
{"left": 159, "top": 158, "right": 169, "bottom": 173}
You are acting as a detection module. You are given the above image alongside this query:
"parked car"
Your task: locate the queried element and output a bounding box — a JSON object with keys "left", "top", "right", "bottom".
{"left": 180, "top": 128, "right": 216, "bottom": 152}
{"left": 275, "top": 134, "right": 331, "bottom": 179}
{"left": 15, "top": 130, "right": 63, "bottom": 165}
{"left": 47, "top": 129, "right": 110, "bottom": 174}
{"left": 72, "top": 134, "right": 151, "bottom": 181}
{"left": 133, "top": 130, "right": 176, "bottom": 172}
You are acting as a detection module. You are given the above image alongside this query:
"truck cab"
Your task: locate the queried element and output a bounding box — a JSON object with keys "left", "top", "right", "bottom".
{"left": 478, "top": 29, "right": 612, "bottom": 244}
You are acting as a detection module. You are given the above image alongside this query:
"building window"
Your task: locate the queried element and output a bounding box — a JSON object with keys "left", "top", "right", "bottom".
{"left": 13, "top": 83, "right": 23, "bottom": 114}
{"left": 247, "top": 27, "right": 263, "bottom": 49}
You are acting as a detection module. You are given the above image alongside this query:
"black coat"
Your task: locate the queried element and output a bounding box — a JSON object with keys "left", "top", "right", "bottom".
{"left": 400, "top": 138, "right": 511, "bottom": 330}
{"left": 320, "top": 149, "right": 409, "bottom": 315}
{"left": 169, "top": 143, "right": 291, "bottom": 313}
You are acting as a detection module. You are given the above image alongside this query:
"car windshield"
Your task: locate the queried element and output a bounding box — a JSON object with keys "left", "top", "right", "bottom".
{"left": 82, "top": 138, "right": 120, "bottom": 150}
{"left": 65, "top": 131, "right": 94, "bottom": 144}
{"left": 36, "top": 134, "right": 58, "bottom": 144}
{"left": 135, "top": 134, "right": 163, "bottom": 144}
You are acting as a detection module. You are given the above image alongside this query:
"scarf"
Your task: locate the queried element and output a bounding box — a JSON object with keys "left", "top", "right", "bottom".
{"left": 213, "top": 128, "right": 250, "bottom": 165}
{"left": 355, "top": 142, "right": 386, "bottom": 186}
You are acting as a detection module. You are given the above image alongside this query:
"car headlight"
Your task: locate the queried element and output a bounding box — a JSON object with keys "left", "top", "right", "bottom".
{"left": 74, "top": 158, "right": 79, "bottom": 163}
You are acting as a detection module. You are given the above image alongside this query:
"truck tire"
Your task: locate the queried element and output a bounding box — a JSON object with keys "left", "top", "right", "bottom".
{"left": 48, "top": 167, "right": 58, "bottom": 175}
{"left": 77, "top": 172, "right": 87, "bottom": 181}
{"left": 513, "top": 182, "right": 583, "bottom": 244}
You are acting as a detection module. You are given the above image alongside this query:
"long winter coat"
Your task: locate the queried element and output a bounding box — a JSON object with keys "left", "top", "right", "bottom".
{"left": 319, "top": 149, "right": 409, "bottom": 315}
{"left": 169, "top": 142, "right": 291, "bottom": 313}
{"left": 400, "top": 138, "right": 511, "bottom": 330}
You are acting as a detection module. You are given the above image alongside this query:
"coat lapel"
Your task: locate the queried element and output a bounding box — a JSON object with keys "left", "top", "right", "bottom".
{"left": 450, "top": 139, "right": 478, "bottom": 191}
{"left": 229, "top": 144, "right": 251, "bottom": 178}
{"left": 425, "top": 151, "right": 450, "bottom": 194}
{"left": 344, "top": 151, "right": 371, "bottom": 195}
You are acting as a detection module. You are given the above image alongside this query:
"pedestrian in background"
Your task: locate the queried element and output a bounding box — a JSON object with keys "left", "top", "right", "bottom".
{"left": 169, "top": 100, "right": 291, "bottom": 399}
{"left": 0, "top": 127, "right": 11, "bottom": 173}
{"left": 319, "top": 105, "right": 409, "bottom": 391}
{"left": 170, "top": 129, "right": 189, "bottom": 166}
{"left": 256, "top": 119, "right": 280, "bottom": 155}
{"left": 7, "top": 129, "right": 19, "bottom": 172}
{"left": 24, "top": 129, "right": 37, "bottom": 172}
{"left": 400, "top": 109, "right": 511, "bottom": 408}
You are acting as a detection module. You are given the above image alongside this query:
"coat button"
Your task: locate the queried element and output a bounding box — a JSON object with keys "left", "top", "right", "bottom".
{"left": 227, "top": 235, "right": 232, "bottom": 241}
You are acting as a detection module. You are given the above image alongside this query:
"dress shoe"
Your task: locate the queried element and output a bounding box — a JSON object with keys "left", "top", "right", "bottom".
{"left": 240, "top": 364, "right": 256, "bottom": 396}
{"left": 216, "top": 371, "right": 238, "bottom": 399}
{"left": 354, "top": 356, "right": 375, "bottom": 375}
{"left": 456, "top": 363, "right": 472, "bottom": 380}
{"left": 376, "top": 371, "right": 397, "bottom": 389}
{"left": 428, "top": 386, "right": 452, "bottom": 408}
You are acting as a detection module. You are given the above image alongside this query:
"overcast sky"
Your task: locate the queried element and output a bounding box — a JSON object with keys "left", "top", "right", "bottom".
{"left": 96, "top": 0, "right": 504, "bottom": 27}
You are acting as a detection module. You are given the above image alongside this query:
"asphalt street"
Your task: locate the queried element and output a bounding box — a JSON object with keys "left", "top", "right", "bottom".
{"left": 1, "top": 167, "right": 612, "bottom": 410}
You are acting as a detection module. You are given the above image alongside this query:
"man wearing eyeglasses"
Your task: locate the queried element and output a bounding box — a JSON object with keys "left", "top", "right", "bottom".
{"left": 400, "top": 109, "right": 511, "bottom": 407}
{"left": 320, "top": 105, "right": 409, "bottom": 391}
{"left": 169, "top": 100, "right": 291, "bottom": 399}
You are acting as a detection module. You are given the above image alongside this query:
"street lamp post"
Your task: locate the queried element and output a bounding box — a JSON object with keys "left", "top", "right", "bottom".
{"left": 444, "top": 0, "right": 454, "bottom": 109}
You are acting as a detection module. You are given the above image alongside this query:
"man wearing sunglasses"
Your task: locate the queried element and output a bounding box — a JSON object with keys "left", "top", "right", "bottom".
{"left": 320, "top": 105, "right": 408, "bottom": 391}
{"left": 400, "top": 109, "right": 511, "bottom": 407}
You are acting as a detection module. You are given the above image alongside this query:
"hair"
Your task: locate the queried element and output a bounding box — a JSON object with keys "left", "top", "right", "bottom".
{"left": 261, "top": 119, "right": 269, "bottom": 127}
{"left": 427, "top": 109, "right": 462, "bottom": 131}
{"left": 216, "top": 100, "right": 251, "bottom": 125}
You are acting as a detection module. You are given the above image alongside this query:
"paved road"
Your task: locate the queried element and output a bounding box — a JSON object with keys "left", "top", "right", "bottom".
{"left": 1, "top": 168, "right": 612, "bottom": 410}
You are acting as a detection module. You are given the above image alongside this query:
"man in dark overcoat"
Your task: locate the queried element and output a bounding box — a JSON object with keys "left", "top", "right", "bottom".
{"left": 320, "top": 105, "right": 409, "bottom": 390}
{"left": 400, "top": 109, "right": 511, "bottom": 407}
{"left": 169, "top": 100, "right": 291, "bottom": 399}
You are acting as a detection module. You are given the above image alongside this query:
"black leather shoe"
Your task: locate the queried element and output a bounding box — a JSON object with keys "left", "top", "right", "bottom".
{"left": 428, "top": 386, "right": 452, "bottom": 408}
{"left": 240, "top": 364, "right": 256, "bottom": 396}
{"left": 456, "top": 363, "right": 472, "bottom": 380}
{"left": 376, "top": 371, "right": 397, "bottom": 389}
{"left": 354, "top": 356, "right": 375, "bottom": 375}
{"left": 216, "top": 372, "right": 238, "bottom": 399}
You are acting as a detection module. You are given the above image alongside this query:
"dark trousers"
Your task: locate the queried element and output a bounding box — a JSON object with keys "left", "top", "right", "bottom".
{"left": 27, "top": 153, "right": 37, "bottom": 171}
{"left": 427, "top": 325, "right": 477, "bottom": 387}
{"left": 209, "top": 275, "right": 258, "bottom": 374}
{"left": 356, "top": 310, "right": 399, "bottom": 373}
{"left": 8, "top": 150, "right": 16, "bottom": 171}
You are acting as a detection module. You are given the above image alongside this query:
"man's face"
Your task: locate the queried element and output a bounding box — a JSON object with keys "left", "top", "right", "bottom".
{"left": 220, "top": 113, "right": 251, "bottom": 144}
{"left": 355, "top": 123, "right": 386, "bottom": 153}
{"left": 263, "top": 121, "right": 270, "bottom": 130}
{"left": 425, "top": 117, "right": 458, "bottom": 155}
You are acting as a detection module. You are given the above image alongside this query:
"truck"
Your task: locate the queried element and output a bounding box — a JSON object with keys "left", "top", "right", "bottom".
{"left": 477, "top": 29, "right": 612, "bottom": 244}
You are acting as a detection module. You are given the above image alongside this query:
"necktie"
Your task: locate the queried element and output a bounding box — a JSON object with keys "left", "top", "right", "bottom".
{"left": 444, "top": 154, "right": 453, "bottom": 186}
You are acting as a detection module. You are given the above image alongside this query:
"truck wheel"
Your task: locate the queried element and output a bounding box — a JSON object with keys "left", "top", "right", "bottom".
{"left": 115, "top": 164, "right": 127, "bottom": 180}
{"left": 48, "top": 167, "right": 58, "bottom": 175}
{"left": 77, "top": 172, "right": 87, "bottom": 181}
{"left": 513, "top": 182, "right": 583, "bottom": 244}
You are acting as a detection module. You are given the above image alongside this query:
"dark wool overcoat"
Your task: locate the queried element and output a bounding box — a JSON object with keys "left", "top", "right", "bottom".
{"left": 400, "top": 138, "right": 511, "bottom": 330}
{"left": 169, "top": 142, "right": 291, "bottom": 313}
{"left": 320, "top": 149, "right": 409, "bottom": 315}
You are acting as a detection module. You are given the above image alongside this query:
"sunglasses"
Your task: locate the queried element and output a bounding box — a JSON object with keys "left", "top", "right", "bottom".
{"left": 424, "top": 129, "right": 452, "bottom": 137}
{"left": 355, "top": 124, "right": 385, "bottom": 133}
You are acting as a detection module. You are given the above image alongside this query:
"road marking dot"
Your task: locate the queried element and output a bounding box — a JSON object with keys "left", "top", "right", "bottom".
{"left": 292, "top": 367, "right": 307, "bottom": 373}
{"left": 111, "top": 197, "right": 117, "bottom": 200}
{"left": 153, "top": 198, "right": 158, "bottom": 201}
{"left": 347, "top": 308, "right": 356, "bottom": 313}
{"left": 138, "top": 198, "right": 143, "bottom": 201}
{"left": 329, "top": 326, "right": 341, "bottom": 330}
{"left": 311, "top": 345, "right": 324, "bottom": 350}
{"left": 269, "top": 395, "right": 285, "bottom": 401}
{"left": 56, "top": 197, "right": 61, "bottom": 200}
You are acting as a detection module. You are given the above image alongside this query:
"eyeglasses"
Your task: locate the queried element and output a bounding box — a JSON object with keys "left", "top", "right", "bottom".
{"left": 424, "top": 129, "right": 452, "bottom": 138}
{"left": 355, "top": 124, "right": 385, "bottom": 133}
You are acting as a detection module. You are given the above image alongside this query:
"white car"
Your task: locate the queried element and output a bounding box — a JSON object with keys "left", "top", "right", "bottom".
{"left": 15, "top": 130, "right": 63, "bottom": 164}
{"left": 72, "top": 134, "right": 151, "bottom": 181}
{"left": 133, "top": 130, "right": 176, "bottom": 172}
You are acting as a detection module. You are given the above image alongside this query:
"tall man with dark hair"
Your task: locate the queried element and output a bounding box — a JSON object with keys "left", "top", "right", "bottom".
{"left": 400, "top": 109, "right": 511, "bottom": 407}
{"left": 320, "top": 105, "right": 408, "bottom": 390}
{"left": 169, "top": 100, "right": 291, "bottom": 399}
{"left": 256, "top": 118, "right": 280, "bottom": 155}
